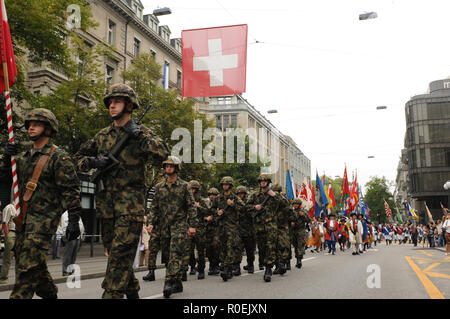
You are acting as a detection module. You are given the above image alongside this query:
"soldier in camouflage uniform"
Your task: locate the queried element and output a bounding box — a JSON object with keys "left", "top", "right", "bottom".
{"left": 142, "top": 219, "right": 164, "bottom": 282}
{"left": 291, "top": 198, "right": 311, "bottom": 269}
{"left": 76, "top": 84, "right": 168, "bottom": 299}
{"left": 236, "top": 185, "right": 256, "bottom": 274}
{"left": 245, "top": 174, "right": 278, "bottom": 282}
{"left": 147, "top": 156, "right": 198, "bottom": 298}
{"left": 212, "top": 176, "right": 244, "bottom": 282}
{"left": 205, "top": 188, "right": 220, "bottom": 275}
{"left": 188, "top": 180, "right": 209, "bottom": 280}
{"left": 271, "top": 184, "right": 291, "bottom": 276}
{"left": 2, "top": 108, "right": 81, "bottom": 299}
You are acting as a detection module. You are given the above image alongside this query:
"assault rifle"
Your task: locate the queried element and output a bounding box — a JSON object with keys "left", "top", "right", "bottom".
{"left": 249, "top": 191, "right": 274, "bottom": 219}
{"left": 215, "top": 193, "right": 239, "bottom": 223}
{"left": 89, "top": 103, "right": 152, "bottom": 190}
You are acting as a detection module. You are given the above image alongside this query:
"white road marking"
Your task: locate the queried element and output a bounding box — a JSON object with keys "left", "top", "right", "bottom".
{"left": 143, "top": 293, "right": 163, "bottom": 299}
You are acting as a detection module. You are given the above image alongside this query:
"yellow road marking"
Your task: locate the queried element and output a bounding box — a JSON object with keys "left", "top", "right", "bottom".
{"left": 405, "top": 256, "right": 445, "bottom": 299}
{"left": 419, "top": 250, "right": 433, "bottom": 257}
{"left": 425, "top": 272, "right": 450, "bottom": 280}
{"left": 423, "top": 263, "right": 441, "bottom": 273}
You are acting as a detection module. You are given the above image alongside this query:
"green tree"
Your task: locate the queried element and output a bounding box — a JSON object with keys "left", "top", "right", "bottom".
{"left": 365, "top": 176, "right": 395, "bottom": 224}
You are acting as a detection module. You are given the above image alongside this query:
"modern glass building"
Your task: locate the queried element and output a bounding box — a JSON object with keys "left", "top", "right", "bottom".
{"left": 405, "top": 79, "right": 450, "bottom": 220}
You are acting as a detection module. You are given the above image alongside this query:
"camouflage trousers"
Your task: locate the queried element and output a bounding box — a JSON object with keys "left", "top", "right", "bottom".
{"left": 276, "top": 224, "right": 291, "bottom": 264}
{"left": 205, "top": 224, "right": 220, "bottom": 268}
{"left": 255, "top": 220, "right": 278, "bottom": 267}
{"left": 181, "top": 236, "right": 192, "bottom": 273}
{"left": 240, "top": 234, "right": 256, "bottom": 265}
{"left": 189, "top": 229, "right": 207, "bottom": 271}
{"left": 163, "top": 227, "right": 189, "bottom": 281}
{"left": 10, "top": 232, "right": 57, "bottom": 299}
{"left": 218, "top": 225, "right": 242, "bottom": 266}
{"left": 101, "top": 215, "right": 142, "bottom": 299}
{"left": 292, "top": 229, "right": 306, "bottom": 259}
{"left": 147, "top": 225, "right": 164, "bottom": 270}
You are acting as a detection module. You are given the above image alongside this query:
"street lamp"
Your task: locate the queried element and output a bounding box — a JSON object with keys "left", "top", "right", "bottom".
{"left": 267, "top": 110, "right": 278, "bottom": 114}
{"left": 368, "top": 155, "right": 375, "bottom": 159}
{"left": 359, "top": 12, "right": 378, "bottom": 20}
{"left": 153, "top": 7, "right": 172, "bottom": 16}
{"left": 376, "top": 106, "right": 387, "bottom": 110}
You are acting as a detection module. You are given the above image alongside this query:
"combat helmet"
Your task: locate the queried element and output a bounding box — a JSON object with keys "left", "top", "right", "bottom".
{"left": 189, "top": 180, "right": 201, "bottom": 190}
{"left": 293, "top": 198, "right": 303, "bottom": 205}
{"left": 236, "top": 185, "right": 248, "bottom": 194}
{"left": 24, "top": 108, "right": 59, "bottom": 136}
{"left": 220, "top": 176, "right": 234, "bottom": 186}
{"left": 257, "top": 174, "right": 272, "bottom": 184}
{"left": 162, "top": 156, "right": 182, "bottom": 171}
{"left": 207, "top": 188, "right": 219, "bottom": 195}
{"left": 271, "top": 183, "right": 282, "bottom": 192}
{"left": 103, "top": 83, "right": 139, "bottom": 109}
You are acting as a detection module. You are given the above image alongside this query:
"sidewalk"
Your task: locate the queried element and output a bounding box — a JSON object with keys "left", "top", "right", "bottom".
{"left": 0, "top": 242, "right": 164, "bottom": 292}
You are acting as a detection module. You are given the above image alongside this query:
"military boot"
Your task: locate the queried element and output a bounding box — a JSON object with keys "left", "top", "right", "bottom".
{"left": 286, "top": 262, "right": 291, "bottom": 270}
{"left": 243, "top": 265, "right": 249, "bottom": 270}
{"left": 143, "top": 269, "right": 155, "bottom": 281}
{"left": 227, "top": 266, "right": 234, "bottom": 280}
{"left": 198, "top": 269, "right": 205, "bottom": 280}
{"left": 181, "top": 270, "right": 187, "bottom": 282}
{"left": 263, "top": 266, "right": 272, "bottom": 282}
{"left": 163, "top": 280, "right": 173, "bottom": 299}
{"left": 278, "top": 263, "right": 286, "bottom": 275}
{"left": 296, "top": 258, "right": 302, "bottom": 269}
{"left": 273, "top": 265, "right": 280, "bottom": 274}
{"left": 220, "top": 266, "right": 229, "bottom": 282}
{"left": 232, "top": 264, "right": 241, "bottom": 276}
{"left": 247, "top": 263, "right": 254, "bottom": 274}
{"left": 259, "top": 264, "right": 264, "bottom": 270}
{"left": 126, "top": 291, "right": 140, "bottom": 299}
{"left": 172, "top": 280, "right": 183, "bottom": 293}
{"left": 189, "top": 266, "right": 196, "bottom": 275}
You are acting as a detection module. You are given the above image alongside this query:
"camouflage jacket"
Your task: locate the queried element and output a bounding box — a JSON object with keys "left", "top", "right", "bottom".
{"left": 291, "top": 209, "right": 311, "bottom": 231}
{"left": 0, "top": 141, "right": 81, "bottom": 235}
{"left": 193, "top": 193, "right": 209, "bottom": 231}
{"left": 148, "top": 177, "right": 198, "bottom": 233}
{"left": 238, "top": 196, "right": 254, "bottom": 237}
{"left": 75, "top": 121, "right": 168, "bottom": 219}
{"left": 211, "top": 192, "right": 244, "bottom": 229}
{"left": 245, "top": 189, "right": 279, "bottom": 225}
{"left": 275, "top": 193, "right": 292, "bottom": 227}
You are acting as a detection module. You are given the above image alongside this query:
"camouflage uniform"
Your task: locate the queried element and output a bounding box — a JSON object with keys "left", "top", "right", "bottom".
{"left": 188, "top": 181, "right": 209, "bottom": 276}
{"left": 211, "top": 177, "right": 244, "bottom": 280}
{"left": 1, "top": 108, "right": 82, "bottom": 299}
{"left": 272, "top": 185, "right": 292, "bottom": 271}
{"left": 148, "top": 177, "right": 198, "bottom": 284}
{"left": 291, "top": 200, "right": 311, "bottom": 266}
{"left": 236, "top": 186, "right": 256, "bottom": 271}
{"left": 205, "top": 188, "right": 220, "bottom": 274}
{"left": 75, "top": 84, "right": 168, "bottom": 298}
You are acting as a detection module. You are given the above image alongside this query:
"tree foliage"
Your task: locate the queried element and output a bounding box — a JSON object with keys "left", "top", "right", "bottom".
{"left": 365, "top": 176, "right": 395, "bottom": 224}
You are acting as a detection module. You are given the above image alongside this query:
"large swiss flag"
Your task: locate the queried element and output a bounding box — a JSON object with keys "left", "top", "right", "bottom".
{"left": 182, "top": 24, "right": 247, "bottom": 98}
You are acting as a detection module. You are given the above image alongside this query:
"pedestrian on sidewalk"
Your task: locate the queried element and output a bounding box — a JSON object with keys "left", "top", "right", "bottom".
{"left": 61, "top": 211, "right": 85, "bottom": 276}
{"left": 139, "top": 216, "right": 150, "bottom": 267}
{"left": 0, "top": 201, "right": 18, "bottom": 284}
{"left": 442, "top": 214, "right": 450, "bottom": 256}
{"left": 51, "top": 220, "right": 63, "bottom": 260}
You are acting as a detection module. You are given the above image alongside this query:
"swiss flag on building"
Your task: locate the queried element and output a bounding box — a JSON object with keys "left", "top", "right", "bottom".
{"left": 182, "top": 24, "right": 247, "bottom": 98}
{"left": 0, "top": 0, "right": 17, "bottom": 93}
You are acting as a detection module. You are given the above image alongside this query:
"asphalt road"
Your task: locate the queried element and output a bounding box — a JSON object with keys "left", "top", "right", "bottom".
{"left": 0, "top": 243, "right": 448, "bottom": 299}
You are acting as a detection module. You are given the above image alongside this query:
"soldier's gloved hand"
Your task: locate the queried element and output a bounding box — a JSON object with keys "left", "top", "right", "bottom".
{"left": 123, "top": 119, "right": 141, "bottom": 139}
{"left": 66, "top": 215, "right": 81, "bottom": 241}
{"left": 88, "top": 156, "right": 110, "bottom": 169}
{"left": 4, "top": 143, "right": 18, "bottom": 157}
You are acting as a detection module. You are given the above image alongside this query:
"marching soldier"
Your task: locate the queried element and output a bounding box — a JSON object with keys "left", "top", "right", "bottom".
{"left": 212, "top": 176, "right": 244, "bottom": 281}
{"left": 1, "top": 108, "right": 82, "bottom": 299}
{"left": 245, "top": 174, "right": 278, "bottom": 282}
{"left": 76, "top": 83, "right": 168, "bottom": 299}
{"left": 142, "top": 215, "right": 163, "bottom": 282}
{"left": 188, "top": 180, "right": 209, "bottom": 280}
{"left": 291, "top": 198, "right": 311, "bottom": 269}
{"left": 236, "top": 185, "right": 256, "bottom": 274}
{"left": 147, "top": 156, "right": 198, "bottom": 298}
{"left": 271, "top": 184, "right": 291, "bottom": 275}
{"left": 205, "top": 188, "right": 220, "bottom": 276}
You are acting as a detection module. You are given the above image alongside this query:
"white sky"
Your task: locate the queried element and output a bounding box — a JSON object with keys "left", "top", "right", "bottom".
{"left": 142, "top": 0, "right": 450, "bottom": 190}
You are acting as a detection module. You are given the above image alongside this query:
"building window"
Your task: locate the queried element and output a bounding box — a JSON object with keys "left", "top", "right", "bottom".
{"left": 177, "top": 70, "right": 182, "bottom": 89}
{"left": 107, "top": 19, "right": 116, "bottom": 45}
{"left": 134, "top": 38, "right": 140, "bottom": 57}
{"left": 223, "top": 115, "right": 230, "bottom": 129}
{"left": 216, "top": 115, "right": 222, "bottom": 130}
{"left": 106, "top": 65, "right": 114, "bottom": 85}
{"left": 34, "top": 90, "right": 40, "bottom": 96}
{"left": 150, "top": 49, "right": 156, "bottom": 59}
{"left": 218, "top": 97, "right": 232, "bottom": 105}
{"left": 231, "top": 114, "right": 237, "bottom": 128}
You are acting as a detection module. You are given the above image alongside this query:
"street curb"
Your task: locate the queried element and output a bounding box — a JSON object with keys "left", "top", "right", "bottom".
{"left": 0, "top": 264, "right": 166, "bottom": 292}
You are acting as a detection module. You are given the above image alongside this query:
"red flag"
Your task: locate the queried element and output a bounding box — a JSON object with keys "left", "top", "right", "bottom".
{"left": 308, "top": 180, "right": 315, "bottom": 218}
{"left": 0, "top": 0, "right": 17, "bottom": 93}
{"left": 328, "top": 184, "right": 336, "bottom": 208}
{"left": 182, "top": 24, "right": 247, "bottom": 97}
{"left": 384, "top": 199, "right": 392, "bottom": 218}
{"left": 349, "top": 172, "right": 358, "bottom": 211}
{"left": 340, "top": 166, "right": 350, "bottom": 203}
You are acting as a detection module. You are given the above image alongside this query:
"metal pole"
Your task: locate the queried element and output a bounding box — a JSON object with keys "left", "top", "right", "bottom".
{"left": 90, "top": 194, "right": 94, "bottom": 258}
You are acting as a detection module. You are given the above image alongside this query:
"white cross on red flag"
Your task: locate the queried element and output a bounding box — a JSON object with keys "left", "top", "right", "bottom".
{"left": 182, "top": 24, "right": 247, "bottom": 98}
{"left": 0, "top": 0, "right": 17, "bottom": 93}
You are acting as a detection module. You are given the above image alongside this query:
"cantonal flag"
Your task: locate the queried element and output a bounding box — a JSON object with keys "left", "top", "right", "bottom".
{"left": 182, "top": 24, "right": 247, "bottom": 98}
{"left": 0, "top": 0, "right": 17, "bottom": 93}
{"left": 328, "top": 184, "right": 336, "bottom": 208}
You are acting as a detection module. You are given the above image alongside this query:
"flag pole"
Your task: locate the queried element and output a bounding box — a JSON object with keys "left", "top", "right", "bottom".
{"left": 0, "top": 1, "right": 20, "bottom": 218}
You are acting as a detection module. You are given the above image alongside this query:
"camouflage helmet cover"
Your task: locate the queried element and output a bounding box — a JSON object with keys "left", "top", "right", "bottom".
{"left": 258, "top": 174, "right": 272, "bottom": 183}
{"left": 293, "top": 198, "right": 303, "bottom": 205}
{"left": 103, "top": 83, "right": 139, "bottom": 109}
{"left": 271, "top": 183, "right": 282, "bottom": 192}
{"left": 162, "top": 156, "right": 182, "bottom": 170}
{"left": 235, "top": 185, "right": 248, "bottom": 194}
{"left": 220, "top": 176, "right": 234, "bottom": 186}
{"left": 24, "top": 108, "right": 59, "bottom": 134}
{"left": 188, "top": 180, "right": 201, "bottom": 190}
{"left": 207, "top": 187, "right": 219, "bottom": 195}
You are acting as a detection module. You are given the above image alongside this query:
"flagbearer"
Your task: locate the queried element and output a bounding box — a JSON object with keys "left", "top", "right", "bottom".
{"left": 2, "top": 108, "right": 82, "bottom": 299}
